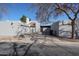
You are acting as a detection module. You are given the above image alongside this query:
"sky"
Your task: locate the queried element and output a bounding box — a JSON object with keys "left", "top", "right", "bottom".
{"left": 0, "top": 3, "right": 37, "bottom": 21}
{"left": 0, "top": 3, "right": 68, "bottom": 22}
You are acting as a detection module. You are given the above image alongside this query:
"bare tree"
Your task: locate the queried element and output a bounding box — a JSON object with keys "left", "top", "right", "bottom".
{"left": 34, "top": 3, "right": 79, "bottom": 39}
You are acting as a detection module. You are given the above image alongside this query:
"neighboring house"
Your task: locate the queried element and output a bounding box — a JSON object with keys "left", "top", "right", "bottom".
{"left": 50, "top": 20, "right": 73, "bottom": 37}
{"left": 0, "top": 18, "right": 40, "bottom": 36}
{"left": 0, "top": 21, "right": 20, "bottom": 36}
{"left": 29, "top": 21, "right": 40, "bottom": 33}
{"left": 75, "top": 19, "right": 79, "bottom": 38}
{"left": 40, "top": 22, "right": 59, "bottom": 36}
{"left": 58, "top": 21, "right": 72, "bottom": 38}
{"left": 40, "top": 24, "right": 51, "bottom": 35}
{"left": 1, "top": 18, "right": 79, "bottom": 38}
{"left": 51, "top": 20, "right": 79, "bottom": 38}
{"left": 51, "top": 21, "right": 59, "bottom": 36}
{"left": 40, "top": 21, "right": 60, "bottom": 36}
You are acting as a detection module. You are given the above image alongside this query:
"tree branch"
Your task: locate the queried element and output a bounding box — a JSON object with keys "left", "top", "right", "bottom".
{"left": 68, "top": 7, "right": 76, "bottom": 14}
{"left": 55, "top": 4, "right": 72, "bottom": 20}
{"left": 56, "top": 8, "right": 72, "bottom": 20}
{"left": 73, "top": 9, "right": 79, "bottom": 20}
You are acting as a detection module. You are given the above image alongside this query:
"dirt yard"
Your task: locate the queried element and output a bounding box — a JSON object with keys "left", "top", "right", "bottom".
{"left": 0, "top": 35, "right": 79, "bottom": 56}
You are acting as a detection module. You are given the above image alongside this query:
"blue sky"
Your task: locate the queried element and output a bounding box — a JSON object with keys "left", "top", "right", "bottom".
{"left": 0, "top": 3, "right": 68, "bottom": 22}
{"left": 0, "top": 3, "right": 37, "bottom": 21}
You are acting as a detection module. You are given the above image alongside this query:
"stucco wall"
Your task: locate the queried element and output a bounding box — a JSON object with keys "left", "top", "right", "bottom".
{"left": 0, "top": 21, "right": 19, "bottom": 36}
{"left": 0, "top": 21, "right": 40, "bottom": 36}
{"left": 51, "top": 21, "right": 72, "bottom": 37}
{"left": 51, "top": 21, "right": 59, "bottom": 36}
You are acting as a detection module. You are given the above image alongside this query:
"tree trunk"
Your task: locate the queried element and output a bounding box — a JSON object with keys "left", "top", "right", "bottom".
{"left": 71, "top": 20, "right": 75, "bottom": 39}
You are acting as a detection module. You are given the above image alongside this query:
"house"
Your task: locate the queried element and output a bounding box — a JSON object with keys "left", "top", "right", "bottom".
{"left": 0, "top": 20, "right": 20, "bottom": 36}
{"left": 58, "top": 20, "right": 72, "bottom": 38}
{"left": 50, "top": 20, "right": 79, "bottom": 38}
{"left": 40, "top": 23, "right": 51, "bottom": 35}
{"left": 51, "top": 21, "right": 59, "bottom": 36}
{"left": 0, "top": 18, "right": 40, "bottom": 36}
{"left": 40, "top": 20, "right": 79, "bottom": 38}
{"left": 1, "top": 17, "right": 78, "bottom": 38}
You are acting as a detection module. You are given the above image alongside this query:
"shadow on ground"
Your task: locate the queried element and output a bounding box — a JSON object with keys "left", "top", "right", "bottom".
{"left": 0, "top": 42, "right": 79, "bottom": 56}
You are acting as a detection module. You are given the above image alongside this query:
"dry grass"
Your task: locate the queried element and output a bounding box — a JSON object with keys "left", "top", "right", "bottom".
{"left": 58, "top": 37, "right": 79, "bottom": 42}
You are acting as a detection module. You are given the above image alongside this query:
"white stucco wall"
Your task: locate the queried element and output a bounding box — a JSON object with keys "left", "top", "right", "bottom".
{"left": 51, "top": 21, "right": 59, "bottom": 36}
{"left": 29, "top": 21, "right": 40, "bottom": 33}
{"left": 0, "top": 21, "right": 20, "bottom": 36}
{"left": 51, "top": 21, "right": 72, "bottom": 37}
{"left": 0, "top": 20, "right": 40, "bottom": 36}
{"left": 59, "top": 24, "right": 71, "bottom": 37}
